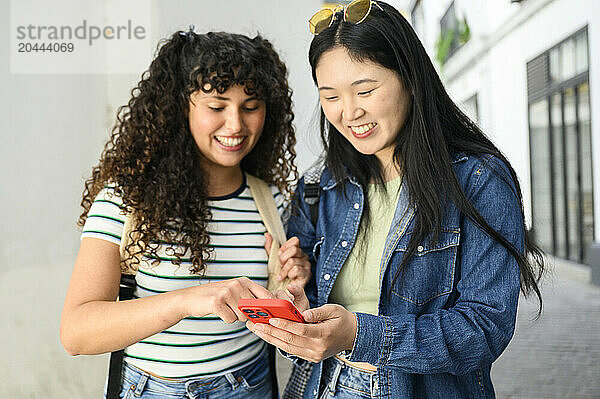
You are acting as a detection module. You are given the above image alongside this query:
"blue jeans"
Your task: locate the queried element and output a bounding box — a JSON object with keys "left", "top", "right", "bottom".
{"left": 105, "top": 352, "right": 272, "bottom": 399}
{"left": 318, "top": 357, "right": 379, "bottom": 399}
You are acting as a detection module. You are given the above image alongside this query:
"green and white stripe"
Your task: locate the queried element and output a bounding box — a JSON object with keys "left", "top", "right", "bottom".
{"left": 81, "top": 183, "right": 284, "bottom": 378}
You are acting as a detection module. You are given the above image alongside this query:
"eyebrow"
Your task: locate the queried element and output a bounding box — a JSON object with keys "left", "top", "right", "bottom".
{"left": 351, "top": 78, "right": 378, "bottom": 86}
{"left": 202, "top": 95, "right": 260, "bottom": 102}
{"left": 318, "top": 78, "right": 379, "bottom": 91}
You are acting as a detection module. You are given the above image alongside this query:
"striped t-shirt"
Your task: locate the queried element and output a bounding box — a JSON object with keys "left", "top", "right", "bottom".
{"left": 81, "top": 179, "right": 284, "bottom": 378}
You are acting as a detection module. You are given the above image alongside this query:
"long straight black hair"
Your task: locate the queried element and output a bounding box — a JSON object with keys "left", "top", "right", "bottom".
{"left": 308, "top": 1, "right": 544, "bottom": 313}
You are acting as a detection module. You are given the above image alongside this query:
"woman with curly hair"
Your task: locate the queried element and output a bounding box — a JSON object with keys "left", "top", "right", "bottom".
{"left": 60, "top": 29, "right": 308, "bottom": 398}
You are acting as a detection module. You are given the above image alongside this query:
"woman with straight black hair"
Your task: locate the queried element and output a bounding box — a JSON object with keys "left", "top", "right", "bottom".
{"left": 247, "top": 1, "right": 545, "bottom": 398}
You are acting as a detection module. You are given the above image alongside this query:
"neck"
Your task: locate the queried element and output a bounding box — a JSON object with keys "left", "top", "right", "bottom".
{"left": 376, "top": 149, "right": 401, "bottom": 182}
{"left": 203, "top": 165, "right": 244, "bottom": 197}
{"left": 381, "top": 163, "right": 401, "bottom": 182}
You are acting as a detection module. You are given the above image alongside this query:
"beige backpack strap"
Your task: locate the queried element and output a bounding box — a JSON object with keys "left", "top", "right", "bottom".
{"left": 119, "top": 210, "right": 141, "bottom": 275}
{"left": 246, "top": 173, "right": 289, "bottom": 292}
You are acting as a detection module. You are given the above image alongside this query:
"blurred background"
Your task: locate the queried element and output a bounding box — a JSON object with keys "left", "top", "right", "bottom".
{"left": 1, "top": 0, "right": 598, "bottom": 397}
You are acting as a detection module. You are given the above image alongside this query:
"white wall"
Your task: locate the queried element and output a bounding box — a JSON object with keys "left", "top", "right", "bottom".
{"left": 437, "top": 0, "right": 600, "bottom": 237}
{"left": 489, "top": 0, "right": 599, "bottom": 238}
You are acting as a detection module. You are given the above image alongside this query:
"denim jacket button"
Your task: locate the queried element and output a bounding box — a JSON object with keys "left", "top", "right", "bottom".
{"left": 341, "top": 240, "right": 348, "bottom": 248}
{"left": 353, "top": 202, "right": 360, "bottom": 209}
{"left": 417, "top": 245, "right": 424, "bottom": 252}
{"left": 323, "top": 273, "right": 331, "bottom": 280}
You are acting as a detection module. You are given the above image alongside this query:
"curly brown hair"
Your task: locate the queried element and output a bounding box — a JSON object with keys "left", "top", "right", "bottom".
{"left": 79, "top": 30, "right": 297, "bottom": 274}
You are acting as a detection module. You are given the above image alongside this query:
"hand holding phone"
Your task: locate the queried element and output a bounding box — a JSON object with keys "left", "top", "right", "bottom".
{"left": 238, "top": 298, "right": 306, "bottom": 324}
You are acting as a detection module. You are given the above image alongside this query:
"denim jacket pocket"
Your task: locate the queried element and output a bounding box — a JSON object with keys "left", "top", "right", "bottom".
{"left": 391, "top": 229, "right": 460, "bottom": 306}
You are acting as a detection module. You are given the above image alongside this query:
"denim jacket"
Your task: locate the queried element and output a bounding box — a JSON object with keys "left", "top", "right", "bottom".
{"left": 286, "top": 153, "right": 523, "bottom": 398}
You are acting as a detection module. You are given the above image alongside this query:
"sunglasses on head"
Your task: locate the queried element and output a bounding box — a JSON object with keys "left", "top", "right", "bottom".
{"left": 308, "top": 0, "right": 383, "bottom": 35}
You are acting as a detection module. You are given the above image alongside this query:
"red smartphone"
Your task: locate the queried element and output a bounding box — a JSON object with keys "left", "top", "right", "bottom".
{"left": 238, "top": 298, "right": 306, "bottom": 324}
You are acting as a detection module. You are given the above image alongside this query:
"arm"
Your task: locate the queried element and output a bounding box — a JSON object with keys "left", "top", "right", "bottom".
{"left": 60, "top": 237, "right": 273, "bottom": 356}
{"left": 348, "top": 157, "right": 523, "bottom": 374}
{"left": 251, "top": 157, "right": 523, "bottom": 374}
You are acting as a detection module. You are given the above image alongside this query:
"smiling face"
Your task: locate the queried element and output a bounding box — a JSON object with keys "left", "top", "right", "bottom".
{"left": 188, "top": 84, "right": 266, "bottom": 173}
{"left": 315, "top": 47, "right": 412, "bottom": 168}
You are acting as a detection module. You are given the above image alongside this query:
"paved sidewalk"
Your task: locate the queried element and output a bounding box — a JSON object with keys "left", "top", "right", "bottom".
{"left": 492, "top": 258, "right": 600, "bottom": 398}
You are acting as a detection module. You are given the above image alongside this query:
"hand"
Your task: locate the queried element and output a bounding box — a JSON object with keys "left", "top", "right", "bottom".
{"left": 246, "top": 302, "right": 357, "bottom": 363}
{"left": 182, "top": 277, "right": 274, "bottom": 323}
{"left": 274, "top": 284, "right": 310, "bottom": 313}
{"left": 264, "top": 233, "right": 311, "bottom": 288}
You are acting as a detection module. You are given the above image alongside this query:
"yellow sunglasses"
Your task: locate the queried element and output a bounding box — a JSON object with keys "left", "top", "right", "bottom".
{"left": 308, "top": 0, "right": 383, "bottom": 35}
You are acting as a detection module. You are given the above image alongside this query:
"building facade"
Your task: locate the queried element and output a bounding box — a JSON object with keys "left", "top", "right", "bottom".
{"left": 410, "top": 0, "right": 599, "bottom": 269}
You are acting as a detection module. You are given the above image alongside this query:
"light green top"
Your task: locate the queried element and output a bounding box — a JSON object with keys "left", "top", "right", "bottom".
{"left": 329, "top": 175, "right": 403, "bottom": 315}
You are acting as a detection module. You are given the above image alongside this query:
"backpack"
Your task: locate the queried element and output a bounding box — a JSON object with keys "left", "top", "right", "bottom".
{"left": 282, "top": 166, "right": 322, "bottom": 399}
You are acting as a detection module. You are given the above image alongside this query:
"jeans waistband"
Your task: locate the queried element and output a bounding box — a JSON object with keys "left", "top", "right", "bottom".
{"left": 333, "top": 354, "right": 377, "bottom": 372}
{"left": 321, "top": 356, "right": 380, "bottom": 398}
{"left": 119, "top": 348, "right": 269, "bottom": 396}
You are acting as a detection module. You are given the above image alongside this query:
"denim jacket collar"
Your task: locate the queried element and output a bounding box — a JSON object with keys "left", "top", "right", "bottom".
{"left": 452, "top": 152, "right": 468, "bottom": 164}
{"left": 320, "top": 168, "right": 357, "bottom": 191}
{"left": 319, "top": 152, "right": 469, "bottom": 191}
